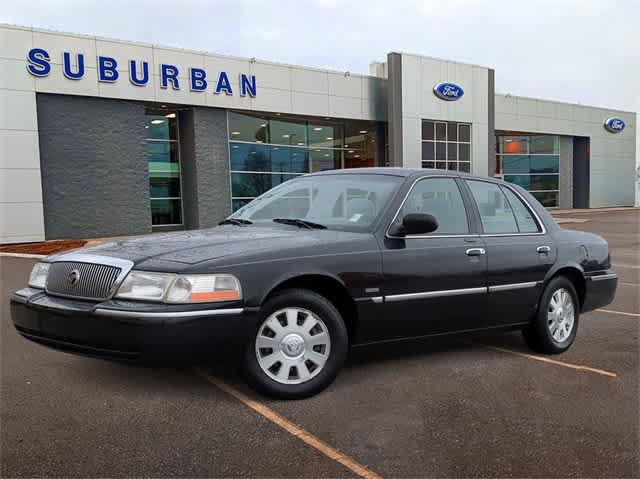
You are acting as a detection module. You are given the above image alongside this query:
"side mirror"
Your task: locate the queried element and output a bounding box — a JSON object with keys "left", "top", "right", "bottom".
{"left": 389, "top": 213, "right": 439, "bottom": 237}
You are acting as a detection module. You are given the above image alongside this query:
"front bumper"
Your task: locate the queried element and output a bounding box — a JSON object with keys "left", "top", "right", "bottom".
{"left": 582, "top": 270, "right": 618, "bottom": 313}
{"left": 10, "top": 288, "right": 258, "bottom": 362}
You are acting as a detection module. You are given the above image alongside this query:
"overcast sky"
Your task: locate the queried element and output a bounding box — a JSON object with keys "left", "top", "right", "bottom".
{"left": 3, "top": 0, "right": 638, "bottom": 164}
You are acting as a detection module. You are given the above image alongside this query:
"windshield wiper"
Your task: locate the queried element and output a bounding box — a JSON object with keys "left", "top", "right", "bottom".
{"left": 273, "top": 218, "right": 327, "bottom": 230}
{"left": 218, "top": 218, "right": 253, "bottom": 226}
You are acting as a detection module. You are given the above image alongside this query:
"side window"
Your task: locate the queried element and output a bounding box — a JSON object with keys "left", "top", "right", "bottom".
{"left": 466, "top": 180, "right": 519, "bottom": 234}
{"left": 501, "top": 186, "right": 541, "bottom": 233}
{"left": 400, "top": 178, "right": 469, "bottom": 234}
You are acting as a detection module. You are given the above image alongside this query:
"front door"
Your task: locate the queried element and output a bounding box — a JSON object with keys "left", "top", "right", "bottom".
{"left": 463, "top": 179, "right": 556, "bottom": 326}
{"left": 374, "top": 177, "right": 488, "bottom": 342}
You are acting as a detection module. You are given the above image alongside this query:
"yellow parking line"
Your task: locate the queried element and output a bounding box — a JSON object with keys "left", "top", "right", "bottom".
{"left": 596, "top": 308, "right": 640, "bottom": 318}
{"left": 195, "top": 368, "right": 383, "bottom": 479}
{"left": 478, "top": 344, "right": 617, "bottom": 378}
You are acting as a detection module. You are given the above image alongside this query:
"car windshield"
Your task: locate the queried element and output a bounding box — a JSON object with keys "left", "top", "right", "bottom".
{"left": 229, "top": 174, "right": 403, "bottom": 232}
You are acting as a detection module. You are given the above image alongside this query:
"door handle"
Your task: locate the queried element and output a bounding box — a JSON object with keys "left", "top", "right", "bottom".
{"left": 537, "top": 245, "right": 551, "bottom": 254}
{"left": 466, "top": 248, "right": 486, "bottom": 256}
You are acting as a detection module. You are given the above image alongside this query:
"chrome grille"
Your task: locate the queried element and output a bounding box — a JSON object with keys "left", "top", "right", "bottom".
{"left": 46, "top": 262, "right": 122, "bottom": 300}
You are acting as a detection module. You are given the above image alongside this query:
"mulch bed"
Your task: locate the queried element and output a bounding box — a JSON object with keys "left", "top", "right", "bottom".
{"left": 0, "top": 240, "right": 87, "bottom": 255}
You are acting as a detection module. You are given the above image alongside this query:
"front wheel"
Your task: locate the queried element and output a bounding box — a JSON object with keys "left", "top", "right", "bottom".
{"left": 523, "top": 276, "right": 579, "bottom": 354}
{"left": 243, "top": 289, "right": 348, "bottom": 399}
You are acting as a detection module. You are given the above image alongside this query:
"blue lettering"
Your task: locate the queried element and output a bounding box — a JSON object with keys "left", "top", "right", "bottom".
{"left": 129, "top": 60, "right": 149, "bottom": 86}
{"left": 215, "top": 71, "right": 233, "bottom": 95}
{"left": 26, "top": 48, "right": 51, "bottom": 77}
{"left": 98, "top": 56, "right": 119, "bottom": 82}
{"left": 62, "top": 52, "right": 85, "bottom": 80}
{"left": 160, "top": 64, "right": 180, "bottom": 90}
{"left": 240, "top": 74, "right": 256, "bottom": 97}
{"left": 190, "top": 68, "right": 207, "bottom": 91}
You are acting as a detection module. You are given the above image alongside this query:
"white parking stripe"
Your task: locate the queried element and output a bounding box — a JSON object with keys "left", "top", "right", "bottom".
{"left": 195, "top": 369, "right": 383, "bottom": 479}
{"left": 478, "top": 344, "right": 618, "bottom": 378}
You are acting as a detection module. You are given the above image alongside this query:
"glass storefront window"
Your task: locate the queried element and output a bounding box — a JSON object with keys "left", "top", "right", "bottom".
{"left": 496, "top": 134, "right": 560, "bottom": 207}
{"left": 308, "top": 122, "right": 343, "bottom": 149}
{"left": 269, "top": 119, "right": 308, "bottom": 147}
{"left": 229, "top": 112, "right": 382, "bottom": 210}
{"left": 146, "top": 109, "right": 182, "bottom": 227}
{"left": 421, "top": 120, "right": 472, "bottom": 172}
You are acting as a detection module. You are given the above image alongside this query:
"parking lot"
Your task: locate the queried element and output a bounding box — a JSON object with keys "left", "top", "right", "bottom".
{"left": 1, "top": 209, "right": 638, "bottom": 478}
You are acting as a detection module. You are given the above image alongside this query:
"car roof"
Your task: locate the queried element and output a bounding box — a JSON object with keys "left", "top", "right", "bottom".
{"left": 306, "top": 167, "right": 481, "bottom": 180}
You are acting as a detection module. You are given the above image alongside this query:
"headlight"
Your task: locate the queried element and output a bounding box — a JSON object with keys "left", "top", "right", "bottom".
{"left": 115, "top": 271, "right": 175, "bottom": 302}
{"left": 115, "top": 271, "right": 242, "bottom": 304}
{"left": 28, "top": 262, "right": 50, "bottom": 289}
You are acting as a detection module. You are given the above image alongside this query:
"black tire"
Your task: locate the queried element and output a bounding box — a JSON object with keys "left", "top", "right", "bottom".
{"left": 242, "top": 288, "right": 348, "bottom": 399}
{"left": 523, "top": 276, "right": 580, "bottom": 354}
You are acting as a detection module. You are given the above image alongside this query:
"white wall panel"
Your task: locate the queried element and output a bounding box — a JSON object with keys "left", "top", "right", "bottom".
{"left": 329, "top": 95, "right": 362, "bottom": 119}
{"left": 250, "top": 87, "right": 292, "bottom": 114}
{"left": 292, "top": 91, "right": 329, "bottom": 116}
{"left": 0, "top": 58, "right": 36, "bottom": 91}
{"left": 0, "top": 25, "right": 33, "bottom": 60}
{"left": 96, "top": 39, "right": 154, "bottom": 70}
{"left": 328, "top": 73, "right": 361, "bottom": 98}
{"left": 0, "top": 169, "right": 43, "bottom": 203}
{"left": 0, "top": 203, "right": 45, "bottom": 243}
{"left": 0, "top": 90, "right": 38, "bottom": 131}
{"left": 251, "top": 62, "right": 291, "bottom": 91}
{"left": 291, "top": 68, "right": 329, "bottom": 95}
{"left": 34, "top": 67, "right": 100, "bottom": 97}
{"left": 0, "top": 130, "right": 39, "bottom": 169}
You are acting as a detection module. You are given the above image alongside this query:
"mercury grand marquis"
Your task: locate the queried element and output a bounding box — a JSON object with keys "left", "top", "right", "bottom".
{"left": 10, "top": 168, "right": 618, "bottom": 398}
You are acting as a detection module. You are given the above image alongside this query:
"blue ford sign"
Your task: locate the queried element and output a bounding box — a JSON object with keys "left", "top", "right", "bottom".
{"left": 26, "top": 47, "right": 257, "bottom": 97}
{"left": 604, "top": 117, "right": 625, "bottom": 133}
{"left": 433, "top": 82, "right": 464, "bottom": 101}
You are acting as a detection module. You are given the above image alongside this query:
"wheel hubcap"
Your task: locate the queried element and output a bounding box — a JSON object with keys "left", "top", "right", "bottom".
{"left": 255, "top": 307, "right": 331, "bottom": 385}
{"left": 547, "top": 288, "right": 575, "bottom": 343}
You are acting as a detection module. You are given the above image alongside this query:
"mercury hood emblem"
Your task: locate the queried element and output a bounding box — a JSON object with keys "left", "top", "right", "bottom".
{"left": 67, "top": 269, "right": 80, "bottom": 285}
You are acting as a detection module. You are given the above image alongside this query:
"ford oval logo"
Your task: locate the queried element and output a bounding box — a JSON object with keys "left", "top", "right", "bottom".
{"left": 434, "top": 82, "right": 464, "bottom": 101}
{"left": 604, "top": 117, "right": 625, "bottom": 133}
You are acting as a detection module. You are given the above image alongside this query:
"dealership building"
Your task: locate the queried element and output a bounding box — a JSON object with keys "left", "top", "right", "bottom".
{"left": 0, "top": 24, "right": 637, "bottom": 244}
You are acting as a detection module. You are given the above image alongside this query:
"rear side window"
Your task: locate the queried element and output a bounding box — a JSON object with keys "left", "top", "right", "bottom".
{"left": 400, "top": 177, "right": 469, "bottom": 234}
{"left": 466, "top": 180, "right": 519, "bottom": 234}
{"left": 500, "top": 186, "right": 541, "bottom": 233}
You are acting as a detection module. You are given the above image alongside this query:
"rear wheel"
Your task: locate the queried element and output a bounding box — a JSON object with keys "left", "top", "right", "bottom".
{"left": 523, "top": 276, "right": 579, "bottom": 354}
{"left": 243, "top": 289, "right": 348, "bottom": 399}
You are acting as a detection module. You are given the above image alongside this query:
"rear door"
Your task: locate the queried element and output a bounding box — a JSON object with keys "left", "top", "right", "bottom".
{"left": 372, "top": 176, "right": 488, "bottom": 342}
{"left": 463, "top": 179, "right": 555, "bottom": 326}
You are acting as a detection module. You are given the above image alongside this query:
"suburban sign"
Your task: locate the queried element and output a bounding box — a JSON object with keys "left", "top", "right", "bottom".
{"left": 433, "top": 82, "right": 464, "bottom": 101}
{"left": 603, "top": 117, "right": 625, "bottom": 133}
{"left": 26, "top": 47, "right": 257, "bottom": 97}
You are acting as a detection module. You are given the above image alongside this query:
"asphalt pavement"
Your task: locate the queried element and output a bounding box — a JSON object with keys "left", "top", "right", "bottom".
{"left": 1, "top": 209, "right": 638, "bottom": 478}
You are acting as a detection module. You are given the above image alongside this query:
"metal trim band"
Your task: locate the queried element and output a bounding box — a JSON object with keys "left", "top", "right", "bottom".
{"left": 94, "top": 307, "right": 245, "bottom": 319}
{"left": 589, "top": 273, "right": 617, "bottom": 282}
{"left": 385, "top": 286, "right": 487, "bottom": 302}
{"left": 488, "top": 282, "right": 538, "bottom": 292}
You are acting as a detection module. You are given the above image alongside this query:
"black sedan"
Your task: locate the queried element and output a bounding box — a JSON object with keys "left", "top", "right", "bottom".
{"left": 10, "top": 168, "right": 617, "bottom": 398}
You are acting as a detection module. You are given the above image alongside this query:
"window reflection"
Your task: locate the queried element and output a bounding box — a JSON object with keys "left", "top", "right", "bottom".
{"left": 228, "top": 111, "right": 383, "bottom": 209}
{"left": 421, "top": 120, "right": 472, "bottom": 172}
{"left": 146, "top": 109, "right": 182, "bottom": 226}
{"left": 496, "top": 134, "right": 560, "bottom": 207}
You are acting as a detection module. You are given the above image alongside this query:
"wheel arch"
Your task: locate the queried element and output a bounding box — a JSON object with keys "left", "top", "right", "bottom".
{"left": 544, "top": 263, "right": 586, "bottom": 308}
{"left": 261, "top": 274, "right": 358, "bottom": 342}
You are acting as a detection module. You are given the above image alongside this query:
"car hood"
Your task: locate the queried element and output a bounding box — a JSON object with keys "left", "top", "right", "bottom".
{"left": 53, "top": 225, "right": 368, "bottom": 271}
